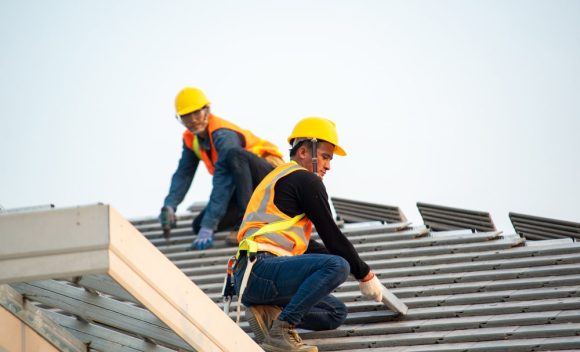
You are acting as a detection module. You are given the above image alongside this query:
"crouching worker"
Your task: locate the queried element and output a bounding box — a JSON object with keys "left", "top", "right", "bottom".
{"left": 159, "top": 87, "right": 284, "bottom": 250}
{"left": 232, "top": 117, "right": 383, "bottom": 352}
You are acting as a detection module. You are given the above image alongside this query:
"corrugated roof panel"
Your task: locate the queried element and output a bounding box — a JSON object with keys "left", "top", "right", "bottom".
{"left": 130, "top": 199, "right": 580, "bottom": 351}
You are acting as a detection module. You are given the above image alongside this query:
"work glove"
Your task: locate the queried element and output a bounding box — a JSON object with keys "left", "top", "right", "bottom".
{"left": 191, "top": 227, "right": 214, "bottom": 250}
{"left": 359, "top": 272, "right": 383, "bottom": 302}
{"left": 159, "top": 206, "right": 177, "bottom": 240}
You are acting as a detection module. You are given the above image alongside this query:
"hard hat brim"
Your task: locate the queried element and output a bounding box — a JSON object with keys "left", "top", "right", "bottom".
{"left": 334, "top": 144, "right": 346, "bottom": 156}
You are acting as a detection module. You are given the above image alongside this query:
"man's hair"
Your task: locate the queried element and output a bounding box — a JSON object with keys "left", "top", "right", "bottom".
{"left": 289, "top": 139, "right": 312, "bottom": 157}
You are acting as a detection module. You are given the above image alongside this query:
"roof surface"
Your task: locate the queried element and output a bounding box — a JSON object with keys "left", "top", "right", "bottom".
{"left": 3, "top": 200, "right": 580, "bottom": 352}
{"left": 131, "top": 200, "right": 580, "bottom": 352}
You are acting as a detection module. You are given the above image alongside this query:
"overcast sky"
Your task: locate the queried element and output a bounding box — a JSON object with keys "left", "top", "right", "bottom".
{"left": 1, "top": 1, "right": 579, "bottom": 232}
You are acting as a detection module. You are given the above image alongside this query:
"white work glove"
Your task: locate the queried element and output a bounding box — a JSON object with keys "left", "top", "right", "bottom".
{"left": 359, "top": 273, "right": 383, "bottom": 302}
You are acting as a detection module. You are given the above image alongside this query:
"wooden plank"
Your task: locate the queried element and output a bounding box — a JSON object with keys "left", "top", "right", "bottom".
{"left": 0, "top": 204, "right": 110, "bottom": 259}
{"left": 1, "top": 204, "right": 261, "bottom": 352}
{"left": 0, "top": 284, "right": 87, "bottom": 352}
{"left": 0, "top": 204, "right": 111, "bottom": 284}
{"left": 107, "top": 206, "right": 261, "bottom": 352}
{"left": 0, "top": 250, "right": 109, "bottom": 285}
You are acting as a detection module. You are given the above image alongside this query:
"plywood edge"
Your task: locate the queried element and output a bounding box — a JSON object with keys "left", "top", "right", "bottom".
{"left": 0, "top": 249, "right": 109, "bottom": 285}
{"left": 0, "top": 204, "right": 112, "bottom": 285}
{"left": 107, "top": 206, "right": 261, "bottom": 352}
{"left": 0, "top": 204, "right": 111, "bottom": 258}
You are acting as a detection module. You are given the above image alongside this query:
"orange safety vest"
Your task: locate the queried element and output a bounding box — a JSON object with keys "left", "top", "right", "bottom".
{"left": 237, "top": 162, "right": 313, "bottom": 257}
{"left": 182, "top": 114, "right": 283, "bottom": 175}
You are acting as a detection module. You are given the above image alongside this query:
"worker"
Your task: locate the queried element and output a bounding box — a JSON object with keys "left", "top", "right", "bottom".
{"left": 159, "top": 87, "right": 284, "bottom": 250}
{"left": 232, "top": 117, "right": 383, "bottom": 352}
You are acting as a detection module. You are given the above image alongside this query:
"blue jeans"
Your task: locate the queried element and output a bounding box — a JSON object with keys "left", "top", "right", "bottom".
{"left": 234, "top": 252, "right": 349, "bottom": 331}
{"left": 225, "top": 148, "right": 273, "bottom": 214}
{"left": 192, "top": 149, "right": 274, "bottom": 233}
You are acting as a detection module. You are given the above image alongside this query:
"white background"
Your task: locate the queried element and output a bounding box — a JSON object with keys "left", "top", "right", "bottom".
{"left": 1, "top": 1, "right": 579, "bottom": 231}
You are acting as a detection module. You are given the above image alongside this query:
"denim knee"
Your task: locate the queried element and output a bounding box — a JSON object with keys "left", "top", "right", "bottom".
{"left": 326, "top": 255, "right": 350, "bottom": 287}
{"left": 326, "top": 301, "right": 348, "bottom": 330}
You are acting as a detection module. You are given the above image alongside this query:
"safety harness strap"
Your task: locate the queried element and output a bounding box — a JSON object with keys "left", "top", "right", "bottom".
{"left": 225, "top": 212, "right": 306, "bottom": 324}
{"left": 236, "top": 213, "right": 306, "bottom": 258}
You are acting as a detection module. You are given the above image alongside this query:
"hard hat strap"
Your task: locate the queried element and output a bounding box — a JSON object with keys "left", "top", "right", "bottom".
{"left": 311, "top": 138, "right": 318, "bottom": 176}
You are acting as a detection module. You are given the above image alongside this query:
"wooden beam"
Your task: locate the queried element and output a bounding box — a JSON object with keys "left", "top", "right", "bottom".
{"left": 0, "top": 204, "right": 110, "bottom": 284}
{"left": 107, "top": 206, "right": 261, "bottom": 352}
{"left": 0, "top": 204, "right": 261, "bottom": 352}
{"left": 0, "top": 284, "right": 87, "bottom": 352}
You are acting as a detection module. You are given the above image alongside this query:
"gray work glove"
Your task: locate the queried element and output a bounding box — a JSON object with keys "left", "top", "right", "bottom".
{"left": 159, "top": 206, "right": 177, "bottom": 240}
{"left": 359, "top": 273, "right": 383, "bottom": 302}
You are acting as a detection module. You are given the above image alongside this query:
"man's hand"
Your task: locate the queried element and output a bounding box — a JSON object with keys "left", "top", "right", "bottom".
{"left": 191, "top": 227, "right": 214, "bottom": 250}
{"left": 159, "top": 206, "right": 177, "bottom": 240}
{"left": 359, "top": 272, "right": 383, "bottom": 302}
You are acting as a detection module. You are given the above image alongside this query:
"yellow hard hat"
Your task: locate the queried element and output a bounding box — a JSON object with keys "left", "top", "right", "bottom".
{"left": 288, "top": 117, "right": 346, "bottom": 156}
{"left": 175, "top": 87, "right": 210, "bottom": 116}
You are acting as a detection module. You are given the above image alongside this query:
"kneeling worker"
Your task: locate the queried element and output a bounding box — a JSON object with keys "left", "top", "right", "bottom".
{"left": 159, "top": 87, "right": 284, "bottom": 250}
{"left": 233, "top": 117, "right": 383, "bottom": 352}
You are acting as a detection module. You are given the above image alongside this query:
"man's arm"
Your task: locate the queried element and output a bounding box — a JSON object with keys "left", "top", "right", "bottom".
{"left": 163, "top": 143, "right": 200, "bottom": 210}
{"left": 199, "top": 129, "right": 243, "bottom": 230}
{"left": 274, "top": 171, "right": 371, "bottom": 280}
{"left": 301, "top": 176, "right": 371, "bottom": 280}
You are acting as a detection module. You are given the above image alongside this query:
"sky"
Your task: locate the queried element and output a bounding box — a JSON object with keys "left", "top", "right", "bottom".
{"left": 1, "top": 0, "right": 579, "bottom": 232}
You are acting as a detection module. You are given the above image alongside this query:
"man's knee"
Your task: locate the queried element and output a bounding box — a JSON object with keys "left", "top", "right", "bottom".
{"left": 327, "top": 256, "right": 350, "bottom": 285}
{"left": 327, "top": 302, "right": 348, "bottom": 330}
{"left": 224, "top": 148, "right": 248, "bottom": 168}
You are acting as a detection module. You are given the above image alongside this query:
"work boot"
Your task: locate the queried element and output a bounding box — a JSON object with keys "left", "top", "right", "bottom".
{"left": 246, "top": 305, "right": 282, "bottom": 344}
{"left": 262, "top": 319, "right": 318, "bottom": 352}
{"left": 225, "top": 230, "right": 239, "bottom": 246}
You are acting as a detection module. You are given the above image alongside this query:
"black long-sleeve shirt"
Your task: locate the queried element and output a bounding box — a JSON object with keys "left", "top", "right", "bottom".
{"left": 273, "top": 169, "right": 370, "bottom": 280}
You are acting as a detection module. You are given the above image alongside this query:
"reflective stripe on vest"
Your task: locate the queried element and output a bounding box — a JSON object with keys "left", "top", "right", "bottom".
{"left": 191, "top": 135, "right": 201, "bottom": 160}
{"left": 237, "top": 162, "right": 312, "bottom": 257}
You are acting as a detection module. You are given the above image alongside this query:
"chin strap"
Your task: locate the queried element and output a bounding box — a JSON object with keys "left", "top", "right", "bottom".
{"left": 310, "top": 138, "right": 318, "bottom": 176}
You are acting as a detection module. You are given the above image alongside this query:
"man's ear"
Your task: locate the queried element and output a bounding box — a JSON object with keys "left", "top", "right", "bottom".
{"left": 297, "top": 145, "right": 309, "bottom": 161}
